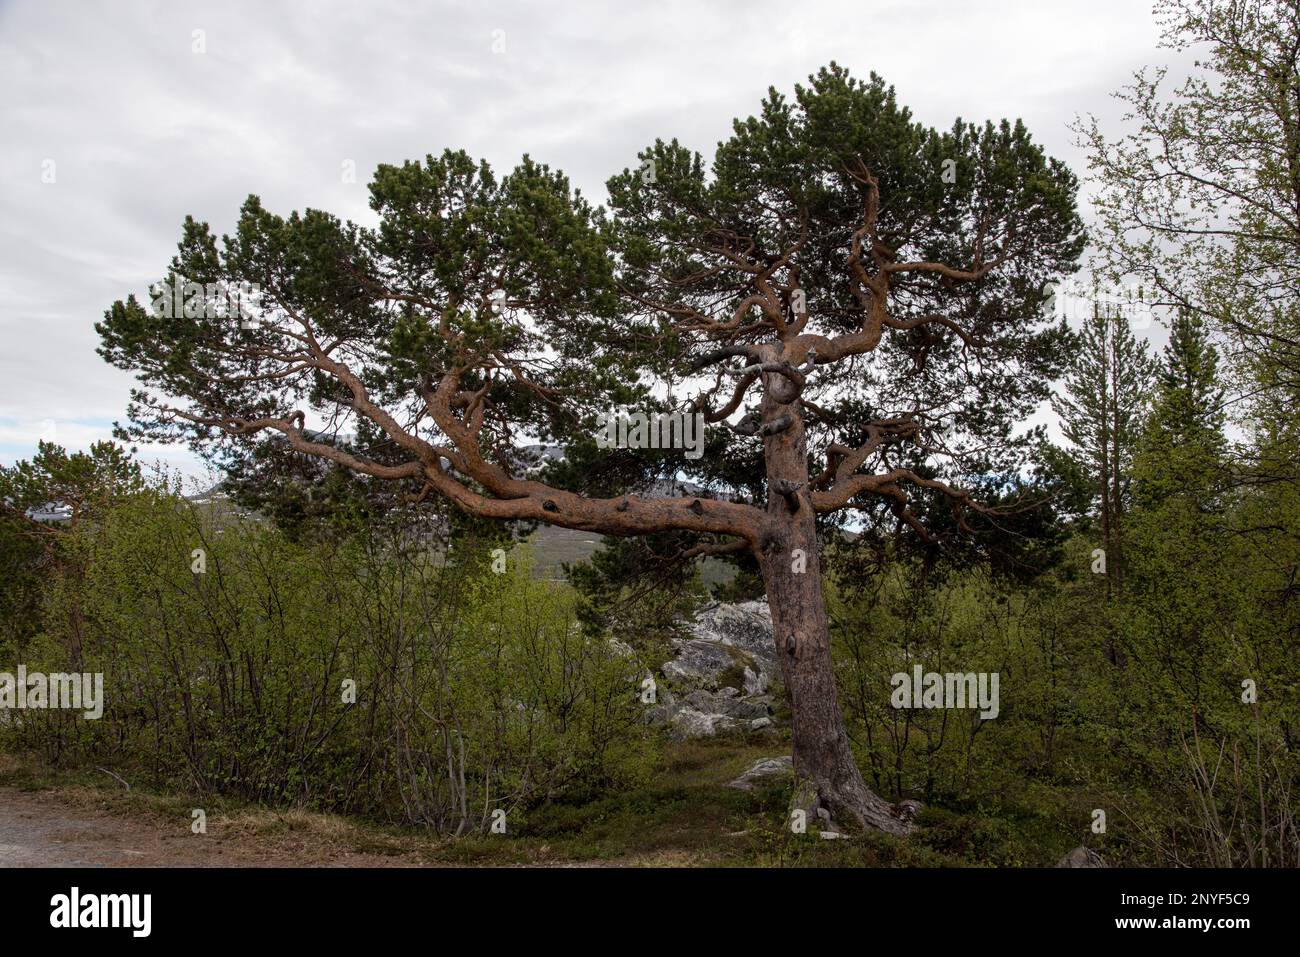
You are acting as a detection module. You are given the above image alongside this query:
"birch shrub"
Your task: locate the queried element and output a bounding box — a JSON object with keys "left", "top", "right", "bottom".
{"left": 7, "top": 485, "right": 653, "bottom": 832}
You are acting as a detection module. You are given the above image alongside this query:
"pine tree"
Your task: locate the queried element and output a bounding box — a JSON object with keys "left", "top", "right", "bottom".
{"left": 96, "top": 65, "right": 1084, "bottom": 833}
{"left": 1123, "top": 302, "right": 1232, "bottom": 738}
{"left": 1134, "top": 308, "right": 1226, "bottom": 509}
{"left": 1052, "top": 293, "right": 1156, "bottom": 593}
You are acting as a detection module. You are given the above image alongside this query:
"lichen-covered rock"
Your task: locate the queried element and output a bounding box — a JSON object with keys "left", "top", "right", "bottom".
{"left": 727, "top": 696, "right": 774, "bottom": 721}
{"left": 681, "top": 688, "right": 773, "bottom": 721}
{"left": 607, "top": 637, "right": 637, "bottom": 659}
{"left": 684, "top": 688, "right": 737, "bottom": 711}
{"left": 642, "top": 601, "right": 783, "bottom": 738}
{"left": 727, "top": 754, "right": 794, "bottom": 791}
{"left": 666, "top": 602, "right": 777, "bottom": 691}
{"left": 640, "top": 688, "right": 679, "bottom": 727}
{"left": 1056, "top": 846, "right": 1107, "bottom": 868}
{"left": 689, "top": 601, "right": 777, "bottom": 664}
{"left": 661, "top": 640, "right": 739, "bottom": 688}
{"left": 668, "top": 708, "right": 739, "bottom": 740}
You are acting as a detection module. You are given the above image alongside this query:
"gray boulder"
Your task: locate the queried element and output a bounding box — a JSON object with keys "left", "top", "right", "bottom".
{"left": 642, "top": 601, "right": 783, "bottom": 738}
{"left": 727, "top": 695, "right": 774, "bottom": 721}
{"left": 662, "top": 640, "right": 739, "bottom": 688}
{"left": 727, "top": 755, "right": 794, "bottom": 791}
{"left": 664, "top": 601, "right": 778, "bottom": 693}
{"left": 1056, "top": 846, "right": 1107, "bottom": 868}
{"left": 689, "top": 601, "right": 777, "bottom": 660}
{"left": 669, "top": 708, "right": 739, "bottom": 740}
{"left": 640, "top": 688, "right": 679, "bottom": 727}
{"left": 682, "top": 689, "right": 773, "bottom": 721}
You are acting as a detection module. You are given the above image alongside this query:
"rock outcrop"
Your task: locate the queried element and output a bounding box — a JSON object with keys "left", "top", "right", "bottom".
{"left": 645, "top": 601, "right": 781, "bottom": 738}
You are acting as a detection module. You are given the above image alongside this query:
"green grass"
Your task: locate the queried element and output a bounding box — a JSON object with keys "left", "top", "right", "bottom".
{"left": 0, "top": 735, "right": 1091, "bottom": 867}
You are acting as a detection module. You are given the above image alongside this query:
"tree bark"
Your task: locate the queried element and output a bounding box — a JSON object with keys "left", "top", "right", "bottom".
{"left": 755, "top": 362, "right": 913, "bottom": 836}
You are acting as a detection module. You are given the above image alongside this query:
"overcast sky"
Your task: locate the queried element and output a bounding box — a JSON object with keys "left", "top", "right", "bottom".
{"left": 0, "top": 0, "right": 1178, "bottom": 481}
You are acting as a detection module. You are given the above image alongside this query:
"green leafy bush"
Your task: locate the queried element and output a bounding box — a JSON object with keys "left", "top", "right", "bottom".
{"left": 5, "top": 483, "right": 653, "bottom": 833}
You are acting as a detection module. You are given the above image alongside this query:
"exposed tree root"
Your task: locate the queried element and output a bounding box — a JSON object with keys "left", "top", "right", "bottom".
{"left": 791, "top": 773, "right": 918, "bottom": 837}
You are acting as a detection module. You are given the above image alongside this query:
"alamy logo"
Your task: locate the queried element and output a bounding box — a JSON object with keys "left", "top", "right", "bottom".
{"left": 1043, "top": 277, "right": 1155, "bottom": 329}
{"left": 150, "top": 275, "right": 262, "bottom": 326}
{"left": 890, "top": 666, "right": 999, "bottom": 719}
{"left": 0, "top": 667, "right": 103, "bottom": 719}
{"left": 595, "top": 408, "right": 706, "bottom": 460}
{"left": 50, "top": 887, "right": 151, "bottom": 937}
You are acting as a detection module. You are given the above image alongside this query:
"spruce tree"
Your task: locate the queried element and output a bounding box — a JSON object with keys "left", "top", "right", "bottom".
{"left": 1134, "top": 308, "right": 1226, "bottom": 509}
{"left": 1051, "top": 295, "right": 1156, "bottom": 592}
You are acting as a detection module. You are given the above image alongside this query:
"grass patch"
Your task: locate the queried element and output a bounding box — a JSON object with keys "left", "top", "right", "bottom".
{"left": 0, "top": 739, "right": 1093, "bottom": 867}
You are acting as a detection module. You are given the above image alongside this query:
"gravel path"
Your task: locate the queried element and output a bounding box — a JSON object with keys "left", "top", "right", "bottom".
{"left": 0, "top": 787, "right": 424, "bottom": 867}
{"left": 0, "top": 788, "right": 163, "bottom": 867}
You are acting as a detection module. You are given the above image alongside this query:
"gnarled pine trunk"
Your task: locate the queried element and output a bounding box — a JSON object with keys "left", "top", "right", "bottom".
{"left": 756, "top": 368, "right": 912, "bottom": 836}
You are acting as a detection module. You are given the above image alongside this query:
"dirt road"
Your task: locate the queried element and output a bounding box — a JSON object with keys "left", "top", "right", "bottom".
{"left": 0, "top": 788, "right": 188, "bottom": 867}
{"left": 0, "top": 787, "right": 432, "bottom": 867}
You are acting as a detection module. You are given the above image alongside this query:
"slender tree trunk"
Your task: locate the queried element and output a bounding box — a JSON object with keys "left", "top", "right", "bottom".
{"left": 1108, "top": 319, "right": 1125, "bottom": 596}
{"left": 1098, "top": 319, "right": 1113, "bottom": 602}
{"left": 756, "top": 365, "right": 912, "bottom": 836}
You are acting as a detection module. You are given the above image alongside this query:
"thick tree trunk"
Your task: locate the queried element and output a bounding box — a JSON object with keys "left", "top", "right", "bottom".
{"left": 756, "top": 365, "right": 913, "bottom": 836}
